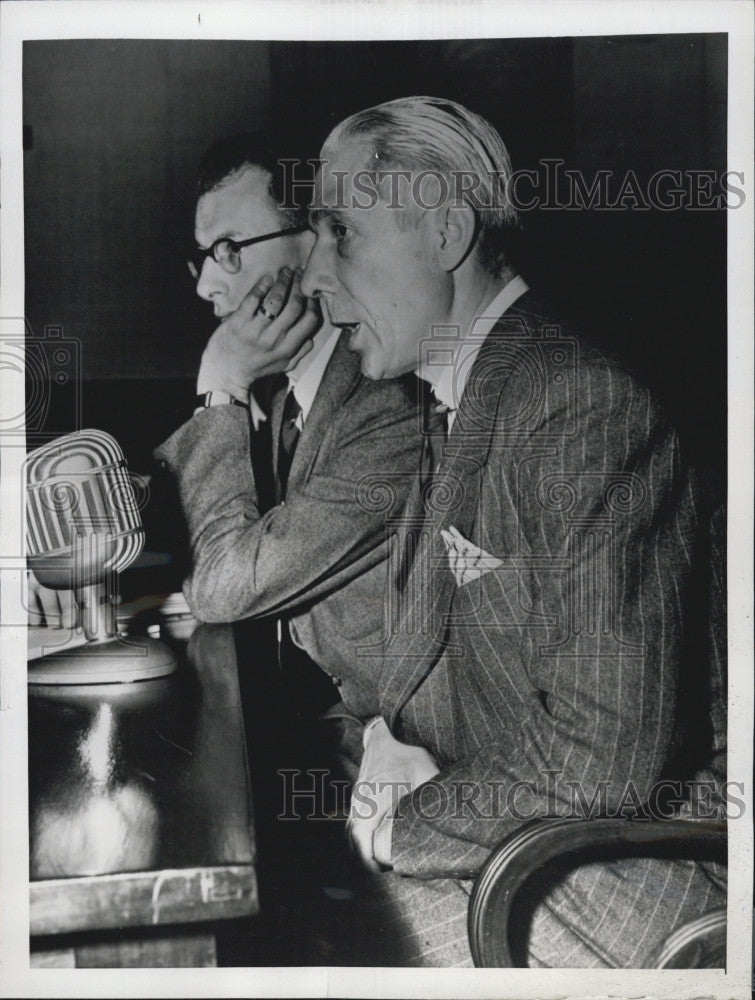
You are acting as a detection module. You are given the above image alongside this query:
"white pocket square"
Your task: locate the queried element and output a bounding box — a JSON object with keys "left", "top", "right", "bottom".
{"left": 440, "top": 525, "right": 503, "bottom": 587}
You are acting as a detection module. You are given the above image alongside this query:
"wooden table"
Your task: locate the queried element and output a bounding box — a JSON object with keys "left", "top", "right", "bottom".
{"left": 28, "top": 621, "right": 258, "bottom": 968}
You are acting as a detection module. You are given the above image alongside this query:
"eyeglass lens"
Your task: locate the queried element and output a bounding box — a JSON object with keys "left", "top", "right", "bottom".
{"left": 214, "top": 240, "right": 240, "bottom": 273}
{"left": 187, "top": 240, "right": 240, "bottom": 280}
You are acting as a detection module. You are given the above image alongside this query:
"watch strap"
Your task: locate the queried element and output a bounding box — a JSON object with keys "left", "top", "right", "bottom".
{"left": 194, "top": 391, "right": 250, "bottom": 414}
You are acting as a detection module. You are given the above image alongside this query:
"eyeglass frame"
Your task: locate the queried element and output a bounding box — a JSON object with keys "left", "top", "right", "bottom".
{"left": 187, "top": 225, "right": 308, "bottom": 280}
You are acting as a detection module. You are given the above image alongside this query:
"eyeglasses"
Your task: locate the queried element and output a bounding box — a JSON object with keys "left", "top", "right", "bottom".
{"left": 187, "top": 226, "right": 307, "bottom": 280}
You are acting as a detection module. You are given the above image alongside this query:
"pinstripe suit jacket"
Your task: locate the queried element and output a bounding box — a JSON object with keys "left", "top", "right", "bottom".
{"left": 155, "top": 335, "right": 430, "bottom": 717}
{"left": 379, "top": 292, "right": 726, "bottom": 965}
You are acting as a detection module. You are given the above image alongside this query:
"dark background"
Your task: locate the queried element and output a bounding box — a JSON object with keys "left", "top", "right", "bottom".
{"left": 23, "top": 36, "right": 726, "bottom": 494}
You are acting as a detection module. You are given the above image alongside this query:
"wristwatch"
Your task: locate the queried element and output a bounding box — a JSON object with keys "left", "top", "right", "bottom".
{"left": 194, "top": 390, "right": 249, "bottom": 415}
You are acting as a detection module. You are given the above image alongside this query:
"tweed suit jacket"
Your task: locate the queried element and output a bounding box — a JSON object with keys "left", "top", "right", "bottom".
{"left": 155, "top": 334, "right": 430, "bottom": 717}
{"left": 378, "top": 292, "right": 726, "bottom": 965}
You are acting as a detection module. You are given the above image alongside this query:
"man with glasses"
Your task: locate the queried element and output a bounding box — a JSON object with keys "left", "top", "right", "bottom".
{"left": 159, "top": 135, "right": 428, "bottom": 707}
{"left": 153, "top": 135, "right": 439, "bottom": 962}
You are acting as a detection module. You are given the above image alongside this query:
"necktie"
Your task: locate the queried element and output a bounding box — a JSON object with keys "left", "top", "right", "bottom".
{"left": 428, "top": 390, "right": 451, "bottom": 467}
{"left": 248, "top": 373, "right": 286, "bottom": 515}
{"left": 249, "top": 417, "right": 276, "bottom": 516}
{"left": 277, "top": 388, "right": 302, "bottom": 501}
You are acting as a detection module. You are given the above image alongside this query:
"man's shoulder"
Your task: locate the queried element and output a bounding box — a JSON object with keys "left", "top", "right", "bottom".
{"left": 488, "top": 289, "right": 672, "bottom": 436}
{"left": 499, "top": 290, "right": 653, "bottom": 394}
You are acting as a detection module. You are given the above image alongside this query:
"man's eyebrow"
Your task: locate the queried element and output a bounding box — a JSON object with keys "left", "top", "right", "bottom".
{"left": 308, "top": 207, "right": 347, "bottom": 228}
{"left": 195, "top": 230, "right": 245, "bottom": 249}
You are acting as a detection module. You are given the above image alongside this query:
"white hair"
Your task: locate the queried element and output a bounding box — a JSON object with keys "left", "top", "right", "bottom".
{"left": 323, "top": 96, "right": 520, "bottom": 275}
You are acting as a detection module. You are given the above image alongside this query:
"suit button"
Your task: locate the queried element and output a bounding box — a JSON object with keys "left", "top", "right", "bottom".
{"left": 331, "top": 676, "right": 342, "bottom": 686}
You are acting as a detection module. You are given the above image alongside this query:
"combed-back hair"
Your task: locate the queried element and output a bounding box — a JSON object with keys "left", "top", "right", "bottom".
{"left": 324, "top": 96, "right": 520, "bottom": 276}
{"left": 197, "top": 132, "right": 314, "bottom": 228}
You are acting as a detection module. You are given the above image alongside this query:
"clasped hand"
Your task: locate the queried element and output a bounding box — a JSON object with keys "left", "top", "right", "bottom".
{"left": 197, "top": 265, "right": 321, "bottom": 399}
{"left": 347, "top": 717, "right": 439, "bottom": 872}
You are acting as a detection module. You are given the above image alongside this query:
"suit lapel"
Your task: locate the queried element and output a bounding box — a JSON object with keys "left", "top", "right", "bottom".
{"left": 269, "top": 377, "right": 286, "bottom": 482}
{"left": 380, "top": 301, "right": 538, "bottom": 726}
{"left": 283, "top": 333, "right": 361, "bottom": 496}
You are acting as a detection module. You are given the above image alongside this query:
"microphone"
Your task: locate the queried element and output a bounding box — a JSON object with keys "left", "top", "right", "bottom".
{"left": 26, "top": 429, "right": 176, "bottom": 684}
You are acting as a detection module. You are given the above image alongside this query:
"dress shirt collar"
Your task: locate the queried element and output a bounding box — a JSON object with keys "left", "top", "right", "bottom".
{"left": 286, "top": 323, "right": 341, "bottom": 425}
{"left": 420, "top": 274, "right": 529, "bottom": 426}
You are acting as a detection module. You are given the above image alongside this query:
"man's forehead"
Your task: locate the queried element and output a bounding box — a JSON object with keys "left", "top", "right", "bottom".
{"left": 319, "top": 138, "right": 375, "bottom": 173}
{"left": 311, "top": 143, "right": 415, "bottom": 222}
{"left": 313, "top": 140, "right": 376, "bottom": 199}
{"left": 195, "top": 166, "right": 275, "bottom": 237}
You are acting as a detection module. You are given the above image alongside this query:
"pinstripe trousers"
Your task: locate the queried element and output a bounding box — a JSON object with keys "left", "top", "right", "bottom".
{"left": 315, "top": 713, "right": 726, "bottom": 968}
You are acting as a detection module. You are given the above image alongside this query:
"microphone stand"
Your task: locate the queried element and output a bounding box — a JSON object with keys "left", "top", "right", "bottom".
{"left": 28, "top": 521, "right": 177, "bottom": 686}
{"left": 76, "top": 582, "right": 117, "bottom": 642}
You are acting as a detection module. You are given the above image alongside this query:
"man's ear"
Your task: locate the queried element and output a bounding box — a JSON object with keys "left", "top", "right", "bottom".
{"left": 432, "top": 199, "right": 477, "bottom": 272}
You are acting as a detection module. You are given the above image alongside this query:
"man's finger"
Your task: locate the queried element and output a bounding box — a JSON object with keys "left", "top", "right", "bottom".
{"left": 284, "top": 338, "right": 314, "bottom": 373}
{"left": 259, "top": 299, "right": 318, "bottom": 367}
{"left": 347, "top": 815, "right": 381, "bottom": 873}
{"left": 36, "top": 585, "right": 62, "bottom": 627}
{"left": 278, "top": 308, "right": 320, "bottom": 371}
{"left": 347, "top": 777, "right": 387, "bottom": 873}
{"left": 234, "top": 273, "right": 276, "bottom": 324}
{"left": 259, "top": 266, "right": 294, "bottom": 321}
{"left": 247, "top": 306, "right": 318, "bottom": 377}
{"left": 272, "top": 268, "right": 308, "bottom": 328}
{"left": 58, "top": 589, "right": 78, "bottom": 630}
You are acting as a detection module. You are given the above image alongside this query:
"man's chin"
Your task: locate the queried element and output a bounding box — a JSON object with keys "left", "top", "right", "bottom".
{"left": 347, "top": 341, "right": 382, "bottom": 380}
{"left": 358, "top": 354, "right": 391, "bottom": 381}
{"left": 343, "top": 327, "right": 382, "bottom": 379}
{"left": 354, "top": 344, "right": 409, "bottom": 382}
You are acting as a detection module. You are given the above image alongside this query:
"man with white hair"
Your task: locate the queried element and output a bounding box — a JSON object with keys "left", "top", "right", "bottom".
{"left": 302, "top": 96, "right": 726, "bottom": 967}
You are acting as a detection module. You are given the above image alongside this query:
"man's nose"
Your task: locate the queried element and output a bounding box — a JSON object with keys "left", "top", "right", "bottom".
{"left": 195, "top": 258, "right": 226, "bottom": 303}
{"left": 301, "top": 238, "right": 335, "bottom": 300}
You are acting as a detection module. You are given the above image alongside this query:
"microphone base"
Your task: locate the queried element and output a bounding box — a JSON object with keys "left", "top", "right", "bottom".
{"left": 28, "top": 635, "right": 177, "bottom": 686}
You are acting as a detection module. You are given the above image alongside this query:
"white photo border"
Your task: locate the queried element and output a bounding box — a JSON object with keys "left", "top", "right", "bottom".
{"left": 0, "top": 1, "right": 752, "bottom": 997}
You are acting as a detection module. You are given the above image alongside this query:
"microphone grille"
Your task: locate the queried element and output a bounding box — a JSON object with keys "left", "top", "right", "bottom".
{"left": 26, "top": 429, "right": 145, "bottom": 574}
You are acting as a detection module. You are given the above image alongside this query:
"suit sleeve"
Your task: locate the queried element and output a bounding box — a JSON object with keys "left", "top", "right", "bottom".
{"left": 153, "top": 384, "right": 423, "bottom": 623}
{"left": 389, "top": 368, "right": 704, "bottom": 879}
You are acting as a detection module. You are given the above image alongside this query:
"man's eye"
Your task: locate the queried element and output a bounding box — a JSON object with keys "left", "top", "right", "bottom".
{"left": 333, "top": 223, "right": 349, "bottom": 241}
{"left": 214, "top": 240, "right": 235, "bottom": 260}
